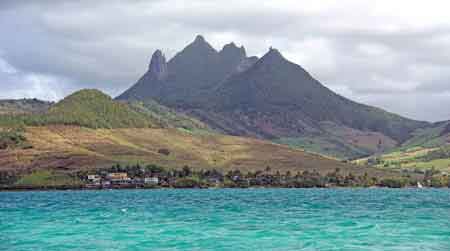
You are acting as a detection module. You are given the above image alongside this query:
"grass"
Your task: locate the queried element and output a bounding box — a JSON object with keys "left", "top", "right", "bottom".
{"left": 354, "top": 121, "right": 450, "bottom": 173}
{"left": 129, "top": 100, "right": 211, "bottom": 132}
{"left": 355, "top": 146, "right": 450, "bottom": 172}
{"left": 15, "top": 170, "right": 83, "bottom": 187}
{"left": 399, "top": 125, "right": 447, "bottom": 150}
{"left": 275, "top": 136, "right": 370, "bottom": 160}
{"left": 0, "top": 89, "right": 159, "bottom": 129}
{"left": 0, "top": 125, "right": 391, "bottom": 178}
{"left": 275, "top": 122, "right": 399, "bottom": 160}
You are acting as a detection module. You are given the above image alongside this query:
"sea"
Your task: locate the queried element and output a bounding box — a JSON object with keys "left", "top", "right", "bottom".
{"left": 1, "top": 189, "right": 449, "bottom": 251}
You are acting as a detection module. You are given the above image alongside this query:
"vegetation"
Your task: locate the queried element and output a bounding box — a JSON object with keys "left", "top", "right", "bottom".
{"left": 86, "top": 163, "right": 447, "bottom": 188}
{"left": 0, "top": 98, "right": 52, "bottom": 115}
{"left": 173, "top": 177, "right": 204, "bottom": 188}
{"left": 0, "top": 126, "right": 357, "bottom": 175}
{"left": 14, "top": 170, "right": 82, "bottom": 187}
{"left": 0, "top": 127, "right": 30, "bottom": 150}
{"left": 4, "top": 163, "right": 448, "bottom": 189}
{"left": 276, "top": 135, "right": 371, "bottom": 160}
{"left": 128, "top": 100, "right": 210, "bottom": 132}
{"left": 355, "top": 121, "right": 450, "bottom": 173}
{"left": 356, "top": 145, "right": 450, "bottom": 173}
{"left": 0, "top": 89, "right": 157, "bottom": 129}
{"left": 0, "top": 90, "right": 212, "bottom": 134}
{"left": 399, "top": 122, "right": 449, "bottom": 150}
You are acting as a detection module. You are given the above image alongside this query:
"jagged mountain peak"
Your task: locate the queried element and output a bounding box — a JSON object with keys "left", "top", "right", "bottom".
{"left": 182, "top": 35, "right": 217, "bottom": 54}
{"left": 194, "top": 34, "right": 206, "bottom": 42}
{"left": 261, "top": 47, "right": 286, "bottom": 61}
{"left": 118, "top": 37, "right": 428, "bottom": 160}
{"left": 249, "top": 47, "right": 310, "bottom": 76}
{"left": 148, "top": 49, "right": 168, "bottom": 81}
{"left": 220, "top": 42, "right": 247, "bottom": 59}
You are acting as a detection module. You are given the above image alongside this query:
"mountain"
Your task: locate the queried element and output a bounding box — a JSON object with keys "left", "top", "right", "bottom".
{"left": 118, "top": 36, "right": 429, "bottom": 159}
{"left": 0, "top": 99, "right": 52, "bottom": 115}
{"left": 117, "top": 35, "right": 257, "bottom": 107}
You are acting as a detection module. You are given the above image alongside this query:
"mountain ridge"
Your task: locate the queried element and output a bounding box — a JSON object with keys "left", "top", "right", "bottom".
{"left": 117, "top": 35, "right": 258, "bottom": 106}
{"left": 117, "top": 35, "right": 429, "bottom": 159}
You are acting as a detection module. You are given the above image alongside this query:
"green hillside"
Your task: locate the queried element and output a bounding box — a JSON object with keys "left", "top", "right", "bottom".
{"left": 0, "top": 89, "right": 158, "bottom": 129}
{"left": 399, "top": 121, "right": 450, "bottom": 150}
{"left": 355, "top": 121, "right": 450, "bottom": 172}
{"left": 128, "top": 100, "right": 211, "bottom": 132}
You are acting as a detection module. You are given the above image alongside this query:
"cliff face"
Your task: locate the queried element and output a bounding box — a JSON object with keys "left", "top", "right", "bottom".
{"left": 148, "top": 50, "right": 168, "bottom": 81}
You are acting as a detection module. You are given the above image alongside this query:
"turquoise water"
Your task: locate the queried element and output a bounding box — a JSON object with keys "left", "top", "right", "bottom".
{"left": 1, "top": 189, "right": 449, "bottom": 251}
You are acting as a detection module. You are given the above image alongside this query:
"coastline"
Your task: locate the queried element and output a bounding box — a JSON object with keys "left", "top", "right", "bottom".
{"left": 0, "top": 185, "right": 439, "bottom": 192}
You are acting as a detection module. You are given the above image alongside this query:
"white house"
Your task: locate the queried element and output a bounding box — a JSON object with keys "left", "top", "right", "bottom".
{"left": 144, "top": 177, "right": 159, "bottom": 185}
{"left": 87, "top": 175, "right": 101, "bottom": 183}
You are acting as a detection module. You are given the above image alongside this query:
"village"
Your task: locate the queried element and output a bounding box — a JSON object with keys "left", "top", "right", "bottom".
{"left": 80, "top": 163, "right": 450, "bottom": 189}
{"left": 83, "top": 164, "right": 225, "bottom": 189}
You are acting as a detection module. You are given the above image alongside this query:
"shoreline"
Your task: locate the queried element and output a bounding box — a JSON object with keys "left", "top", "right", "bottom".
{"left": 1, "top": 185, "right": 441, "bottom": 192}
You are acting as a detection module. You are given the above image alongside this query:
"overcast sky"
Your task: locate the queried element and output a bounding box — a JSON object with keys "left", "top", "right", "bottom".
{"left": 0, "top": 0, "right": 449, "bottom": 122}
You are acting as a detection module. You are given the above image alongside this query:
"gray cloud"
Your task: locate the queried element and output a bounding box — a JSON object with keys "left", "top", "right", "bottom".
{"left": 0, "top": 0, "right": 449, "bottom": 122}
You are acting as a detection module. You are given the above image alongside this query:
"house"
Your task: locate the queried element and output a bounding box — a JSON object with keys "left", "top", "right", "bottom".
{"left": 144, "top": 177, "right": 159, "bottom": 185}
{"left": 88, "top": 174, "right": 101, "bottom": 182}
{"left": 107, "top": 172, "right": 131, "bottom": 185}
{"left": 87, "top": 175, "right": 101, "bottom": 183}
{"left": 107, "top": 173, "right": 129, "bottom": 180}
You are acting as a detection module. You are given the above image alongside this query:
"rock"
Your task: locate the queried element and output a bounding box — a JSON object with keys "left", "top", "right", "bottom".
{"left": 148, "top": 50, "right": 168, "bottom": 81}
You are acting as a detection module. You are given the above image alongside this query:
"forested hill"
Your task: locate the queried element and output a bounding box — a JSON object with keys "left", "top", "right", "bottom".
{"left": 0, "top": 89, "right": 156, "bottom": 129}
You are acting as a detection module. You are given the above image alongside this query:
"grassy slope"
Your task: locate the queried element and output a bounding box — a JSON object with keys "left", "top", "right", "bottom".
{"left": 0, "top": 89, "right": 159, "bottom": 129}
{"left": 355, "top": 122, "right": 450, "bottom": 172}
{"left": 0, "top": 126, "right": 393, "bottom": 178}
{"left": 275, "top": 136, "right": 370, "bottom": 160}
{"left": 15, "top": 170, "right": 82, "bottom": 187}
{"left": 355, "top": 146, "right": 450, "bottom": 172}
{"left": 129, "top": 100, "right": 211, "bottom": 132}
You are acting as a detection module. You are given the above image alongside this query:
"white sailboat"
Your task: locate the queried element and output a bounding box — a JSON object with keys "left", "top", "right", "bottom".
{"left": 417, "top": 182, "right": 424, "bottom": 188}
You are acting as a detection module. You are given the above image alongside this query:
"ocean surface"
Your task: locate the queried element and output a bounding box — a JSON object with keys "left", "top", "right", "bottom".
{"left": 1, "top": 189, "right": 449, "bottom": 251}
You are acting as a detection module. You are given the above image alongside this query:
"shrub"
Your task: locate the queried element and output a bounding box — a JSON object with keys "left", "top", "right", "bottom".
{"left": 173, "top": 177, "right": 202, "bottom": 188}
{"left": 379, "top": 178, "right": 409, "bottom": 188}
{"left": 158, "top": 148, "right": 171, "bottom": 156}
{"left": 0, "top": 129, "right": 28, "bottom": 150}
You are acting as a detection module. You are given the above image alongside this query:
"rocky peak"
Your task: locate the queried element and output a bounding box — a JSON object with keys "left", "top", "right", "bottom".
{"left": 148, "top": 49, "right": 168, "bottom": 81}
{"left": 170, "top": 35, "right": 218, "bottom": 62}
{"left": 265, "top": 47, "right": 284, "bottom": 60}
{"left": 252, "top": 47, "right": 290, "bottom": 69}
{"left": 190, "top": 35, "right": 216, "bottom": 51}
{"left": 220, "top": 42, "right": 247, "bottom": 59}
{"left": 194, "top": 34, "right": 206, "bottom": 43}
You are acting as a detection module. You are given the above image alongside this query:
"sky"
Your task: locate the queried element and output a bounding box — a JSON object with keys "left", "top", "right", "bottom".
{"left": 0, "top": 0, "right": 449, "bottom": 122}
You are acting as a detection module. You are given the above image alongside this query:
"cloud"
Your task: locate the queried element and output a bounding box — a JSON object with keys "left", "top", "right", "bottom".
{"left": 1, "top": 0, "right": 450, "bottom": 121}
{"left": 0, "top": 56, "right": 75, "bottom": 101}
